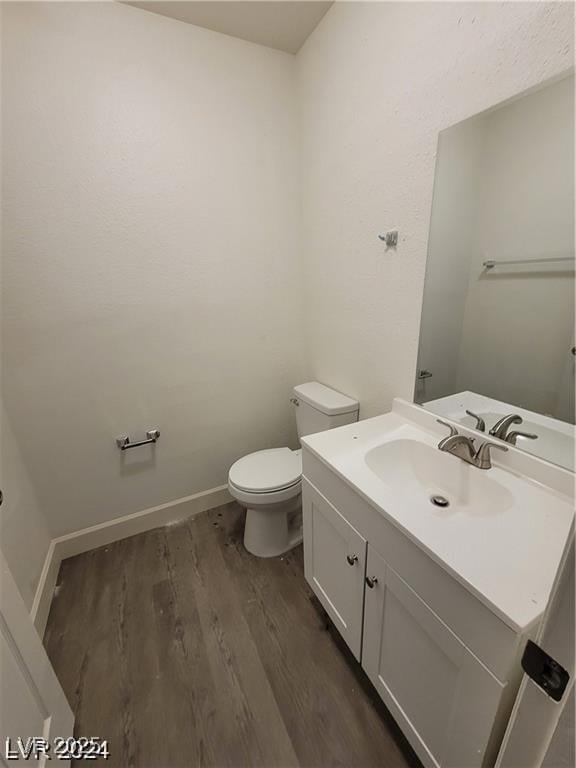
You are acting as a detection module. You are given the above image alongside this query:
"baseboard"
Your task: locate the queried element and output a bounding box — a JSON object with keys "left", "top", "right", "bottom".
{"left": 30, "top": 540, "right": 60, "bottom": 639}
{"left": 30, "top": 484, "right": 232, "bottom": 637}
{"left": 53, "top": 484, "right": 232, "bottom": 560}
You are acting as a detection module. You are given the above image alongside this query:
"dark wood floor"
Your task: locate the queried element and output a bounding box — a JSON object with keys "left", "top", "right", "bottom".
{"left": 44, "top": 502, "right": 420, "bottom": 768}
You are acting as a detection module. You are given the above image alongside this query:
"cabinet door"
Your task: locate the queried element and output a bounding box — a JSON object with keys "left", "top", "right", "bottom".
{"left": 362, "top": 546, "right": 505, "bottom": 768}
{"left": 302, "top": 479, "right": 367, "bottom": 659}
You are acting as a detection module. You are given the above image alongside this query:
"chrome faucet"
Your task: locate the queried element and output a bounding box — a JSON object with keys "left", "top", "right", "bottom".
{"left": 437, "top": 420, "right": 507, "bottom": 469}
{"left": 489, "top": 413, "right": 538, "bottom": 445}
{"left": 489, "top": 414, "right": 522, "bottom": 440}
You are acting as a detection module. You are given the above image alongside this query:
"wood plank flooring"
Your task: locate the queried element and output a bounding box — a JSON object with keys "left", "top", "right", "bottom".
{"left": 44, "top": 502, "right": 421, "bottom": 768}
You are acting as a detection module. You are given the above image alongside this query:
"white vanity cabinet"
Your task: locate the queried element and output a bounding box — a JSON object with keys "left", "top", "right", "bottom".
{"left": 300, "top": 399, "right": 574, "bottom": 768}
{"left": 303, "top": 481, "right": 367, "bottom": 659}
{"left": 301, "top": 465, "right": 530, "bottom": 768}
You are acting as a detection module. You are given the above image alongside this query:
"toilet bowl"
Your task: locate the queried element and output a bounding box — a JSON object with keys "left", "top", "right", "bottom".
{"left": 229, "top": 448, "right": 302, "bottom": 557}
{"left": 228, "top": 382, "right": 359, "bottom": 558}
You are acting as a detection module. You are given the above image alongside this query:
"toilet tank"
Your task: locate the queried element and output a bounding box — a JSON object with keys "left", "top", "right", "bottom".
{"left": 292, "top": 382, "right": 359, "bottom": 439}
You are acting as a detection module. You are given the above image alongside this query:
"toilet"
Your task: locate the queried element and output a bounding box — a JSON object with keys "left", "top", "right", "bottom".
{"left": 228, "top": 382, "right": 359, "bottom": 557}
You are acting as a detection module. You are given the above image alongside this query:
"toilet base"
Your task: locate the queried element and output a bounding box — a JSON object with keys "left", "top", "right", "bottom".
{"left": 243, "top": 494, "right": 302, "bottom": 558}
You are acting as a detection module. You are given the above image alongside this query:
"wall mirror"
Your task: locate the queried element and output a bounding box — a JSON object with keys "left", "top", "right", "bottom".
{"left": 415, "top": 74, "right": 575, "bottom": 471}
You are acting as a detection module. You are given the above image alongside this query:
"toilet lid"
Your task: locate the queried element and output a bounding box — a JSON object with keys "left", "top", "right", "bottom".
{"left": 229, "top": 448, "right": 301, "bottom": 493}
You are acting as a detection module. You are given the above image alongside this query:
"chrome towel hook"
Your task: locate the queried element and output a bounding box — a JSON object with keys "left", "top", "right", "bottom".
{"left": 378, "top": 230, "right": 398, "bottom": 248}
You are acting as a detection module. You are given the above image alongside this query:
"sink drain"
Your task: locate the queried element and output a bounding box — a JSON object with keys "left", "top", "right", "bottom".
{"left": 430, "top": 494, "right": 450, "bottom": 508}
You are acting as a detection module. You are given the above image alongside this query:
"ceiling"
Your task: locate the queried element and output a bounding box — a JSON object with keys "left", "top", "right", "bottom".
{"left": 125, "top": 2, "right": 333, "bottom": 54}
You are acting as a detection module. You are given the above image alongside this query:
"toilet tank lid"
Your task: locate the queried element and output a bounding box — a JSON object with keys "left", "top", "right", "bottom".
{"left": 293, "top": 382, "right": 359, "bottom": 416}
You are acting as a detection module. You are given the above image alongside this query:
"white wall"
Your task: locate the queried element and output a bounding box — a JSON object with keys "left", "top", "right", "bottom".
{"left": 0, "top": 6, "right": 53, "bottom": 611}
{"left": 0, "top": 402, "right": 52, "bottom": 610}
{"left": 2, "top": 1, "right": 574, "bottom": 547}
{"left": 2, "top": 2, "right": 305, "bottom": 536}
{"left": 298, "top": 2, "right": 574, "bottom": 419}
{"left": 457, "top": 76, "right": 575, "bottom": 417}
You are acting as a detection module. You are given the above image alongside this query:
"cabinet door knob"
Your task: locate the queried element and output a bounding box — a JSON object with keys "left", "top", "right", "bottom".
{"left": 346, "top": 554, "right": 358, "bottom": 566}
{"left": 365, "top": 576, "right": 378, "bottom": 589}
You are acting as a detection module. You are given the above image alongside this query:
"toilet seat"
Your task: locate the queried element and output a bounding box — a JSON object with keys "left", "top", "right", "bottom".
{"left": 228, "top": 448, "right": 303, "bottom": 557}
{"left": 228, "top": 478, "right": 301, "bottom": 508}
{"left": 228, "top": 448, "right": 301, "bottom": 494}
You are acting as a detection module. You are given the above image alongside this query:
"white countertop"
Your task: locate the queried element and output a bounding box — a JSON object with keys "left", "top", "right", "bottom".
{"left": 301, "top": 400, "right": 575, "bottom": 632}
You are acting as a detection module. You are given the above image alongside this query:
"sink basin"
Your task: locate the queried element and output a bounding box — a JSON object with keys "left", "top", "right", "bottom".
{"left": 364, "top": 439, "right": 514, "bottom": 517}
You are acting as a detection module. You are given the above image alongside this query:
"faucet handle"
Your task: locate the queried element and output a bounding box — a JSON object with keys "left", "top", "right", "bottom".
{"left": 436, "top": 419, "right": 458, "bottom": 437}
{"left": 475, "top": 440, "right": 508, "bottom": 469}
{"left": 465, "top": 410, "right": 486, "bottom": 432}
{"left": 506, "top": 430, "right": 538, "bottom": 446}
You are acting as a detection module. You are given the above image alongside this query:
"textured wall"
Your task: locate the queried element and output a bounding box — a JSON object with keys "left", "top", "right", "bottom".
{"left": 2, "top": 1, "right": 573, "bottom": 552}
{"left": 2, "top": 2, "right": 305, "bottom": 536}
{"left": 298, "top": 1, "right": 574, "bottom": 419}
{"left": 0, "top": 6, "right": 52, "bottom": 609}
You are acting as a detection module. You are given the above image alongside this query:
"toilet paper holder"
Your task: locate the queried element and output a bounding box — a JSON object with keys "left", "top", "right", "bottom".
{"left": 116, "top": 429, "right": 160, "bottom": 450}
